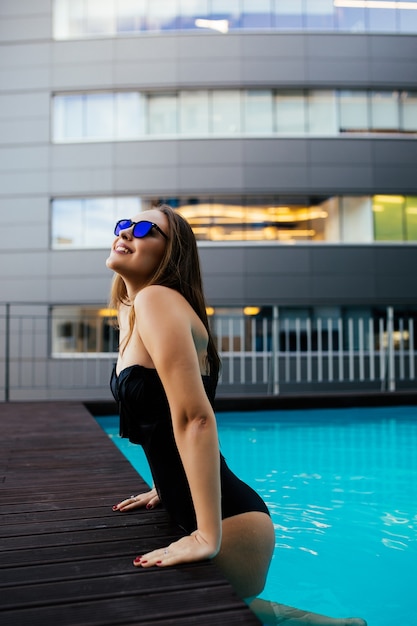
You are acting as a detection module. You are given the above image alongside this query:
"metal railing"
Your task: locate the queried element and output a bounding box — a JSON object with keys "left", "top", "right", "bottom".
{"left": 0, "top": 304, "right": 416, "bottom": 402}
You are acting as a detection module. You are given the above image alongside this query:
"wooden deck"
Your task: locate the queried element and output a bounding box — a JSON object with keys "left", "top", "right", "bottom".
{"left": 0, "top": 402, "right": 259, "bottom": 626}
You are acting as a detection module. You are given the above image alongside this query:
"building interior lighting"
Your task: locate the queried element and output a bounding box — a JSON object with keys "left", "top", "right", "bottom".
{"left": 179, "top": 202, "right": 326, "bottom": 241}
{"left": 243, "top": 307, "right": 261, "bottom": 316}
{"left": 374, "top": 195, "right": 404, "bottom": 203}
{"left": 334, "top": 1, "right": 417, "bottom": 9}
{"left": 195, "top": 19, "right": 229, "bottom": 33}
{"left": 98, "top": 308, "right": 117, "bottom": 317}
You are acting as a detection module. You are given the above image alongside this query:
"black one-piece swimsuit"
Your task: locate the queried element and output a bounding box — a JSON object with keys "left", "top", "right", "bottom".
{"left": 110, "top": 364, "right": 270, "bottom": 533}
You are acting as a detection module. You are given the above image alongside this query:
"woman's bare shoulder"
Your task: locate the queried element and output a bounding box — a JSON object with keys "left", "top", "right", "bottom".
{"left": 134, "top": 285, "right": 185, "bottom": 309}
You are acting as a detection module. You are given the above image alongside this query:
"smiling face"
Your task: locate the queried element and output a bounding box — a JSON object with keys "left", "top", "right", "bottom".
{"left": 106, "top": 208, "right": 169, "bottom": 294}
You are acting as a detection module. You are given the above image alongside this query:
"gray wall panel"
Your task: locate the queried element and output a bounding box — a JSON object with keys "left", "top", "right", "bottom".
{"left": 203, "top": 274, "right": 245, "bottom": 304}
{"left": 48, "top": 277, "right": 112, "bottom": 302}
{"left": 309, "top": 140, "right": 373, "bottom": 165}
{"left": 0, "top": 197, "right": 48, "bottom": 222}
{"left": 49, "top": 251, "right": 110, "bottom": 277}
{"left": 199, "top": 247, "right": 245, "bottom": 274}
{"left": 311, "top": 274, "right": 376, "bottom": 301}
{"left": 309, "top": 165, "right": 373, "bottom": 192}
{"left": 245, "top": 247, "right": 311, "bottom": 274}
{"left": 0, "top": 146, "right": 49, "bottom": 170}
{"left": 0, "top": 171, "right": 49, "bottom": 195}
{"left": 115, "top": 166, "right": 179, "bottom": 194}
{"left": 178, "top": 140, "right": 243, "bottom": 166}
{"left": 245, "top": 275, "right": 313, "bottom": 302}
{"left": 0, "top": 16, "right": 50, "bottom": 42}
{"left": 51, "top": 144, "right": 114, "bottom": 170}
{"left": 0, "top": 119, "right": 49, "bottom": 145}
{"left": 179, "top": 165, "right": 243, "bottom": 192}
{"left": 311, "top": 247, "right": 375, "bottom": 274}
{"left": 242, "top": 139, "right": 308, "bottom": 164}
{"left": 0, "top": 93, "right": 49, "bottom": 118}
{"left": 241, "top": 59, "right": 306, "bottom": 84}
{"left": 50, "top": 167, "right": 115, "bottom": 196}
{"left": 52, "top": 40, "right": 113, "bottom": 65}
{"left": 0, "top": 252, "right": 48, "bottom": 276}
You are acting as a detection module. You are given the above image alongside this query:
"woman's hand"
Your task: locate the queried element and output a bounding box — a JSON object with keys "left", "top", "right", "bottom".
{"left": 112, "top": 487, "right": 160, "bottom": 512}
{"left": 133, "top": 529, "right": 220, "bottom": 568}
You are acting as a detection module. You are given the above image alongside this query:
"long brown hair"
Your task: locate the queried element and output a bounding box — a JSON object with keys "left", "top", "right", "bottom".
{"left": 109, "top": 204, "right": 221, "bottom": 383}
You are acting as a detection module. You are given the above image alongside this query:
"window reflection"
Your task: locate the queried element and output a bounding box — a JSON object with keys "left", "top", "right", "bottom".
{"left": 373, "top": 195, "right": 404, "bottom": 241}
{"left": 371, "top": 91, "right": 400, "bottom": 132}
{"left": 51, "top": 197, "right": 143, "bottom": 249}
{"left": 401, "top": 92, "right": 417, "bottom": 132}
{"left": 52, "top": 194, "right": 417, "bottom": 248}
{"left": 53, "top": 89, "right": 417, "bottom": 143}
{"left": 339, "top": 91, "right": 368, "bottom": 132}
{"left": 53, "top": 0, "right": 417, "bottom": 37}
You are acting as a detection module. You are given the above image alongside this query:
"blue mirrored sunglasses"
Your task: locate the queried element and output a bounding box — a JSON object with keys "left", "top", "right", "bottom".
{"left": 114, "top": 219, "right": 168, "bottom": 240}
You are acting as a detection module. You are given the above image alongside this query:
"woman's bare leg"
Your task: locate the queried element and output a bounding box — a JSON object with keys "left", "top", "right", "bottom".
{"left": 249, "top": 598, "right": 367, "bottom": 625}
{"left": 215, "top": 513, "right": 366, "bottom": 626}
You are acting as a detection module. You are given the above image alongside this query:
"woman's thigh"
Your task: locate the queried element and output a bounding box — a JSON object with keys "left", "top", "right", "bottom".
{"left": 213, "top": 511, "right": 275, "bottom": 600}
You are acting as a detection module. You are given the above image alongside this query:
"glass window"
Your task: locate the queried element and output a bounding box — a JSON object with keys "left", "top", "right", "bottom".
{"left": 51, "top": 197, "right": 143, "bottom": 249}
{"left": 52, "top": 199, "right": 83, "bottom": 248}
{"left": 210, "top": 0, "right": 240, "bottom": 29}
{"left": 275, "top": 91, "right": 306, "bottom": 134}
{"left": 115, "top": 92, "right": 145, "bottom": 139}
{"left": 179, "top": 91, "right": 209, "bottom": 135}
{"left": 305, "top": 0, "right": 335, "bottom": 30}
{"left": 367, "top": 7, "right": 397, "bottom": 33}
{"left": 370, "top": 91, "right": 400, "bottom": 131}
{"left": 340, "top": 197, "right": 373, "bottom": 243}
{"left": 85, "top": 93, "right": 114, "bottom": 139}
{"left": 53, "top": 0, "right": 85, "bottom": 39}
{"left": 241, "top": 0, "right": 272, "bottom": 29}
{"left": 373, "top": 195, "right": 405, "bottom": 241}
{"left": 180, "top": 0, "right": 209, "bottom": 29}
{"left": 148, "top": 93, "right": 178, "bottom": 135}
{"left": 84, "top": 198, "right": 118, "bottom": 248}
{"left": 53, "top": 94, "right": 84, "bottom": 141}
{"left": 275, "top": 0, "right": 303, "bottom": 29}
{"left": 51, "top": 306, "right": 119, "bottom": 355}
{"left": 116, "top": 0, "right": 147, "bottom": 33}
{"left": 146, "top": 0, "right": 180, "bottom": 31}
{"left": 212, "top": 90, "right": 241, "bottom": 134}
{"left": 86, "top": 0, "right": 116, "bottom": 35}
{"left": 399, "top": 3, "right": 417, "bottom": 33}
{"left": 308, "top": 91, "right": 337, "bottom": 135}
{"left": 400, "top": 91, "right": 417, "bottom": 132}
{"left": 335, "top": 6, "right": 366, "bottom": 32}
{"left": 405, "top": 196, "right": 417, "bottom": 241}
{"left": 339, "top": 91, "right": 369, "bottom": 132}
{"left": 243, "top": 90, "right": 273, "bottom": 133}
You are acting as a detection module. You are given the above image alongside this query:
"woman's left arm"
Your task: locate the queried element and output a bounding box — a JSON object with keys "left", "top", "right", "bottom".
{"left": 133, "top": 286, "right": 222, "bottom": 567}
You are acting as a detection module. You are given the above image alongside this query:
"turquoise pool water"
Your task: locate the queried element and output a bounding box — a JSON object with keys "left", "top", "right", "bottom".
{"left": 96, "top": 405, "right": 417, "bottom": 626}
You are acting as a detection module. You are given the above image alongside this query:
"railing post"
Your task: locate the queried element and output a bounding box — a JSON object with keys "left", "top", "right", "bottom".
{"left": 272, "top": 306, "right": 279, "bottom": 395}
{"left": 387, "top": 306, "right": 396, "bottom": 391}
{"left": 5, "top": 303, "right": 10, "bottom": 402}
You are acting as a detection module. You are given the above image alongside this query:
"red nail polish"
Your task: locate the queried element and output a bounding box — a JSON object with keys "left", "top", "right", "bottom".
{"left": 112, "top": 505, "right": 118, "bottom": 511}
{"left": 156, "top": 560, "right": 162, "bottom": 565}
{"left": 146, "top": 503, "right": 152, "bottom": 510}
{"left": 133, "top": 556, "right": 142, "bottom": 564}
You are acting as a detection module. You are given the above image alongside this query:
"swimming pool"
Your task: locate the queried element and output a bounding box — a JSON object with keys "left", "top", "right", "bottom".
{"left": 96, "top": 405, "right": 416, "bottom": 626}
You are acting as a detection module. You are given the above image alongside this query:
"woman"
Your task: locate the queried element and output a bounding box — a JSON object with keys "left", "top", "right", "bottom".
{"left": 107, "top": 205, "right": 366, "bottom": 626}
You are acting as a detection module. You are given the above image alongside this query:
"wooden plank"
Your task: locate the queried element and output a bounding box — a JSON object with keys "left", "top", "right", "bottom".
{"left": 0, "top": 402, "right": 259, "bottom": 625}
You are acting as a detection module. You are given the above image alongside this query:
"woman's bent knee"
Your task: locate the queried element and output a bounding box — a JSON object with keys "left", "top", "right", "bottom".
{"left": 213, "top": 512, "right": 275, "bottom": 599}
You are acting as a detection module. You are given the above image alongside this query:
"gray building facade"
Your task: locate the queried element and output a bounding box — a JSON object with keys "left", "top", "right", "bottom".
{"left": 1, "top": 1, "right": 417, "bottom": 400}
